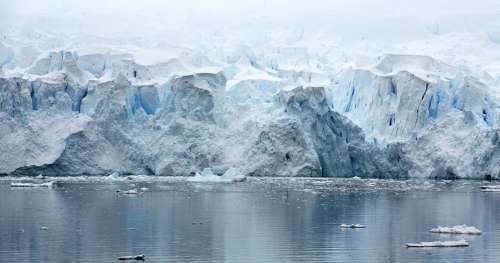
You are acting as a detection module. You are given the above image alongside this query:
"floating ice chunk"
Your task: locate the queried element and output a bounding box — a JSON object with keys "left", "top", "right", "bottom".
{"left": 188, "top": 168, "right": 220, "bottom": 182}
{"left": 117, "top": 189, "right": 139, "bottom": 195}
{"left": 352, "top": 176, "right": 362, "bottom": 180}
{"left": 40, "top": 226, "right": 49, "bottom": 230}
{"left": 11, "top": 182, "right": 54, "bottom": 188}
{"left": 481, "top": 185, "right": 500, "bottom": 192}
{"left": 222, "top": 168, "right": 247, "bottom": 182}
{"left": 429, "top": 225, "right": 482, "bottom": 235}
{"left": 480, "top": 185, "right": 500, "bottom": 189}
{"left": 340, "top": 224, "right": 366, "bottom": 228}
{"left": 406, "top": 239, "right": 469, "bottom": 248}
{"left": 140, "top": 187, "right": 149, "bottom": 192}
{"left": 187, "top": 168, "right": 247, "bottom": 183}
{"left": 201, "top": 168, "right": 214, "bottom": 177}
{"left": 117, "top": 254, "right": 145, "bottom": 261}
{"left": 35, "top": 174, "right": 46, "bottom": 180}
{"left": 107, "top": 172, "right": 120, "bottom": 181}
{"left": 480, "top": 188, "right": 500, "bottom": 192}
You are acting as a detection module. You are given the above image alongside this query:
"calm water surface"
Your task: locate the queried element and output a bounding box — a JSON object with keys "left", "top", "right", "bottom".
{"left": 1, "top": 177, "right": 500, "bottom": 262}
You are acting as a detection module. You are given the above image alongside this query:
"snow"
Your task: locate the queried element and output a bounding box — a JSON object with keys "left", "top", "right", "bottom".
{"left": 406, "top": 239, "right": 469, "bottom": 248}
{"left": 368, "top": 54, "right": 457, "bottom": 83}
{"left": 429, "top": 225, "right": 482, "bottom": 235}
{"left": 1, "top": 16, "right": 500, "bottom": 179}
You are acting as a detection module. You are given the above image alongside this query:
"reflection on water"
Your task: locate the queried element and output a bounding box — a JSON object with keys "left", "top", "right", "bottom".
{"left": 1, "top": 178, "right": 499, "bottom": 262}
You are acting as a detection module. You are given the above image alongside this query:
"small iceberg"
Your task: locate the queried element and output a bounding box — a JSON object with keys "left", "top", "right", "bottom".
{"left": 340, "top": 224, "right": 366, "bottom": 228}
{"left": 480, "top": 185, "right": 500, "bottom": 192}
{"left": 429, "top": 225, "right": 482, "bottom": 235}
{"left": 11, "top": 182, "right": 54, "bottom": 188}
{"left": 222, "top": 168, "right": 247, "bottom": 182}
{"left": 116, "top": 189, "right": 139, "bottom": 195}
{"left": 480, "top": 185, "right": 500, "bottom": 190}
{"left": 35, "top": 174, "right": 47, "bottom": 180}
{"left": 106, "top": 172, "right": 120, "bottom": 181}
{"left": 406, "top": 239, "right": 469, "bottom": 248}
{"left": 187, "top": 168, "right": 246, "bottom": 183}
{"left": 117, "top": 254, "right": 145, "bottom": 261}
{"left": 481, "top": 189, "right": 500, "bottom": 192}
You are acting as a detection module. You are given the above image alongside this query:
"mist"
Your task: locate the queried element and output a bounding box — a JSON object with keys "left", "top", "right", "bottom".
{"left": 1, "top": 0, "right": 500, "bottom": 41}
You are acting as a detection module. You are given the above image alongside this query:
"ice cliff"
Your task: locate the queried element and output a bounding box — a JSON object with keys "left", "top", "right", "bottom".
{"left": 330, "top": 54, "right": 500, "bottom": 179}
{"left": 0, "top": 45, "right": 498, "bottom": 179}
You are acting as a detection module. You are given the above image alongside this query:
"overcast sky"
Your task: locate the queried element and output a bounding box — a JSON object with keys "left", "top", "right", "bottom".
{"left": 1, "top": 0, "right": 500, "bottom": 41}
{"left": 3, "top": 0, "right": 500, "bottom": 17}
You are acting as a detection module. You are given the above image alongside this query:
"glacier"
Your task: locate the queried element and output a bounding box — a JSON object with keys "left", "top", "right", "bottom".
{"left": 0, "top": 25, "right": 499, "bottom": 179}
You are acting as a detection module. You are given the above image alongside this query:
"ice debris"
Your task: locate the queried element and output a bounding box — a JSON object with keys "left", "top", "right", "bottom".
{"left": 187, "top": 168, "right": 246, "bottom": 183}
{"left": 107, "top": 172, "right": 120, "bottom": 181}
{"left": 116, "top": 189, "right": 139, "bottom": 195}
{"left": 480, "top": 185, "right": 500, "bottom": 189}
{"left": 340, "top": 224, "right": 366, "bottom": 228}
{"left": 35, "top": 174, "right": 47, "bottom": 180}
{"left": 429, "top": 225, "right": 482, "bottom": 235}
{"left": 117, "top": 254, "right": 145, "bottom": 261}
{"left": 406, "top": 239, "right": 469, "bottom": 248}
{"left": 480, "top": 185, "right": 500, "bottom": 192}
{"left": 11, "top": 182, "right": 54, "bottom": 188}
{"left": 480, "top": 188, "right": 500, "bottom": 192}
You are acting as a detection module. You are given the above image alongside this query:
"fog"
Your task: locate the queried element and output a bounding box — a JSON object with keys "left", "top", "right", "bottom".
{"left": 1, "top": 0, "right": 500, "bottom": 43}
{"left": 2, "top": 0, "right": 500, "bottom": 17}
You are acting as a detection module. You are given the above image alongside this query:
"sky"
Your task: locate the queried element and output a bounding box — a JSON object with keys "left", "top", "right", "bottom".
{"left": 2, "top": 0, "right": 500, "bottom": 17}
{"left": 1, "top": 0, "right": 500, "bottom": 42}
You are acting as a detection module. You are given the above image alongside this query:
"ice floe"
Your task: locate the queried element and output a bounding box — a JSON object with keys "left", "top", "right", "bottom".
{"left": 11, "top": 182, "right": 54, "bottom": 188}
{"left": 116, "top": 189, "right": 140, "bottom": 195}
{"left": 106, "top": 172, "right": 121, "bottom": 181}
{"left": 406, "top": 239, "right": 469, "bottom": 248}
{"left": 117, "top": 254, "right": 145, "bottom": 261}
{"left": 480, "top": 185, "right": 500, "bottom": 192}
{"left": 480, "top": 185, "right": 500, "bottom": 189}
{"left": 340, "top": 224, "right": 366, "bottom": 229}
{"left": 429, "top": 225, "right": 482, "bottom": 235}
{"left": 187, "top": 168, "right": 247, "bottom": 183}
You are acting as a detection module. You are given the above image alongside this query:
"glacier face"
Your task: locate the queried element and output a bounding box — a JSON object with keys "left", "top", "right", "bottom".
{"left": 0, "top": 60, "right": 409, "bottom": 177}
{"left": 331, "top": 55, "right": 498, "bottom": 141}
{"left": 0, "top": 30, "right": 499, "bottom": 179}
{"left": 329, "top": 54, "right": 500, "bottom": 179}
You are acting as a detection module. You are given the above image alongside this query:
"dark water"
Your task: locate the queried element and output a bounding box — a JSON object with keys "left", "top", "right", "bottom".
{"left": 1, "top": 178, "right": 500, "bottom": 263}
